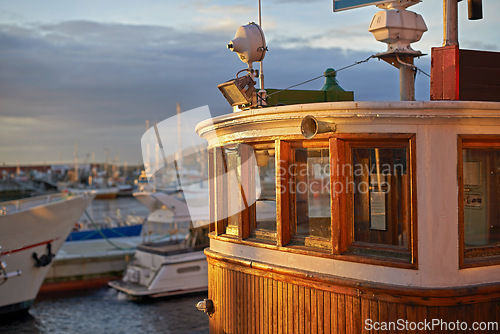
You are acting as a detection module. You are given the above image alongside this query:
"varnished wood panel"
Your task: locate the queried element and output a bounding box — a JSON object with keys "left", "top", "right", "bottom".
{"left": 316, "top": 290, "right": 323, "bottom": 334}
{"left": 207, "top": 257, "right": 500, "bottom": 333}
{"left": 277, "top": 280, "right": 283, "bottom": 334}
{"left": 331, "top": 293, "right": 338, "bottom": 334}
{"left": 323, "top": 290, "right": 330, "bottom": 334}
{"left": 337, "top": 294, "right": 346, "bottom": 334}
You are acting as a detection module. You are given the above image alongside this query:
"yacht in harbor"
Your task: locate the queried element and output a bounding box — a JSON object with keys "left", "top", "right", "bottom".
{"left": 0, "top": 193, "right": 93, "bottom": 315}
{"left": 108, "top": 190, "right": 209, "bottom": 298}
{"left": 109, "top": 165, "right": 210, "bottom": 298}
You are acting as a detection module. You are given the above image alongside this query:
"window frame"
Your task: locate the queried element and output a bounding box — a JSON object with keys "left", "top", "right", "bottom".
{"left": 212, "top": 142, "right": 277, "bottom": 243}
{"left": 458, "top": 135, "right": 500, "bottom": 268}
{"left": 332, "top": 134, "right": 417, "bottom": 268}
{"left": 287, "top": 140, "right": 332, "bottom": 250}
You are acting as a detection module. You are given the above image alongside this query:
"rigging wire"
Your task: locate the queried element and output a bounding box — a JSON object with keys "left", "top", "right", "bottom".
{"left": 266, "top": 54, "right": 376, "bottom": 98}
{"left": 396, "top": 54, "right": 431, "bottom": 78}
{"left": 265, "top": 54, "right": 430, "bottom": 99}
{"left": 416, "top": 67, "right": 430, "bottom": 78}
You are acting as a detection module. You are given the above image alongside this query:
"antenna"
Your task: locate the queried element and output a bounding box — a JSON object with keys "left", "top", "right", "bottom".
{"left": 258, "top": 0, "right": 264, "bottom": 90}
{"left": 176, "top": 103, "right": 182, "bottom": 171}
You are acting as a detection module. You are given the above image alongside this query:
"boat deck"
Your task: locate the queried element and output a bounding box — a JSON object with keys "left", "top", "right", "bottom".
{"left": 56, "top": 236, "right": 144, "bottom": 260}
{"left": 138, "top": 239, "right": 208, "bottom": 256}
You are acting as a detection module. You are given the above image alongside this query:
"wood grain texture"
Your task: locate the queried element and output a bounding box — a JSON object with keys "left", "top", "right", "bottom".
{"left": 207, "top": 253, "right": 500, "bottom": 333}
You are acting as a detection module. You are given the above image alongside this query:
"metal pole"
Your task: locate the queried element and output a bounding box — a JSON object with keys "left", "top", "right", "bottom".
{"left": 258, "top": 0, "right": 264, "bottom": 90}
{"left": 176, "top": 103, "right": 182, "bottom": 170}
{"left": 444, "top": 0, "right": 459, "bottom": 46}
{"left": 398, "top": 56, "right": 415, "bottom": 101}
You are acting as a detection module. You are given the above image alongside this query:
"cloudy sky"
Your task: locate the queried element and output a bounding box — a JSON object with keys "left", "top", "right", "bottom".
{"left": 0, "top": 0, "right": 498, "bottom": 166}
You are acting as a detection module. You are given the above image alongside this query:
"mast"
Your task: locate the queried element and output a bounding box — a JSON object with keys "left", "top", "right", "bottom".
{"left": 73, "top": 141, "right": 79, "bottom": 183}
{"left": 176, "top": 102, "right": 183, "bottom": 170}
{"left": 443, "top": 0, "right": 459, "bottom": 46}
{"left": 258, "top": 0, "right": 264, "bottom": 90}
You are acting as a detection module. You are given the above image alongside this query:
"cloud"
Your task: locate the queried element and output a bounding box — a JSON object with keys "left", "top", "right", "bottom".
{"left": 197, "top": 4, "right": 256, "bottom": 15}
{"left": 269, "top": 0, "right": 322, "bottom": 3}
{"left": 0, "top": 19, "right": 430, "bottom": 165}
{"left": 269, "top": 23, "right": 374, "bottom": 49}
{"left": 0, "top": 20, "right": 237, "bottom": 164}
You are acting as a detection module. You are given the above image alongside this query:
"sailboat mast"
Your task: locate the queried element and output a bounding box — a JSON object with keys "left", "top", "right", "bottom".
{"left": 74, "top": 141, "right": 79, "bottom": 183}
{"left": 176, "top": 103, "right": 183, "bottom": 170}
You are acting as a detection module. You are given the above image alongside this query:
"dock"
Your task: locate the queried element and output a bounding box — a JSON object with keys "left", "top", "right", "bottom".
{"left": 41, "top": 236, "right": 144, "bottom": 293}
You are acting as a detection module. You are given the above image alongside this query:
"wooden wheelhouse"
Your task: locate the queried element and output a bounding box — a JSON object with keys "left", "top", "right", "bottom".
{"left": 196, "top": 101, "right": 500, "bottom": 333}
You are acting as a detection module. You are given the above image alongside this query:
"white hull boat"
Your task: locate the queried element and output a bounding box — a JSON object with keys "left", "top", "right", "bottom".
{"left": 0, "top": 193, "right": 93, "bottom": 315}
{"left": 109, "top": 191, "right": 210, "bottom": 298}
{"left": 108, "top": 237, "right": 208, "bottom": 298}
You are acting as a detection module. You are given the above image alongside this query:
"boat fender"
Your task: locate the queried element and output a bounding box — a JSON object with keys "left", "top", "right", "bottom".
{"left": 32, "top": 243, "right": 54, "bottom": 267}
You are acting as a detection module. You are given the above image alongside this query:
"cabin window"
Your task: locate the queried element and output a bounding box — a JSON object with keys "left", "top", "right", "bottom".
{"left": 177, "top": 265, "right": 201, "bottom": 274}
{"left": 352, "top": 147, "right": 409, "bottom": 248}
{"left": 251, "top": 144, "right": 277, "bottom": 241}
{"left": 213, "top": 143, "right": 276, "bottom": 241}
{"left": 213, "top": 144, "right": 252, "bottom": 237}
{"left": 289, "top": 145, "right": 331, "bottom": 248}
{"left": 223, "top": 144, "right": 243, "bottom": 236}
{"left": 459, "top": 136, "right": 500, "bottom": 267}
{"left": 334, "top": 134, "right": 416, "bottom": 265}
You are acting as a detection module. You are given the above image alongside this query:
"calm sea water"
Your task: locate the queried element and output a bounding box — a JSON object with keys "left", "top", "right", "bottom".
{"left": 0, "top": 288, "right": 209, "bottom": 334}
{"left": 0, "top": 197, "right": 209, "bottom": 333}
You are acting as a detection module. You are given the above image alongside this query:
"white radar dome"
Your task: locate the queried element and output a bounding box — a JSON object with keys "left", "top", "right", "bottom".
{"left": 227, "top": 22, "right": 266, "bottom": 65}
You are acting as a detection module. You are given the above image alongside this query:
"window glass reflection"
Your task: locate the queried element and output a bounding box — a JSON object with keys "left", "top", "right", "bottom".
{"left": 463, "top": 149, "right": 500, "bottom": 248}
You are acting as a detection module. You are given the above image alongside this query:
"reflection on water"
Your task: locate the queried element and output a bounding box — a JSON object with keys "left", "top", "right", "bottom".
{"left": 0, "top": 288, "right": 209, "bottom": 334}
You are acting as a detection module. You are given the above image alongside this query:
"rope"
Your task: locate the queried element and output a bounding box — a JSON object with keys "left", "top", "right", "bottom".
{"left": 75, "top": 211, "right": 173, "bottom": 250}
{"left": 83, "top": 210, "right": 135, "bottom": 250}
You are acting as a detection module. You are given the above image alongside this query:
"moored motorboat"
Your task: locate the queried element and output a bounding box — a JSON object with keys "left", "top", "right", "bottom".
{"left": 0, "top": 193, "right": 93, "bottom": 315}
{"left": 109, "top": 189, "right": 210, "bottom": 297}
{"left": 108, "top": 223, "right": 209, "bottom": 298}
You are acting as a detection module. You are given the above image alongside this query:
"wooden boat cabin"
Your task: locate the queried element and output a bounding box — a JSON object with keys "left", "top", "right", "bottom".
{"left": 195, "top": 99, "right": 500, "bottom": 333}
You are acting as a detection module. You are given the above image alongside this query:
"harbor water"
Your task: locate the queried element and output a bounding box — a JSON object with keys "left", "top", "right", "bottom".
{"left": 0, "top": 197, "right": 209, "bottom": 333}
{"left": 0, "top": 288, "right": 209, "bottom": 333}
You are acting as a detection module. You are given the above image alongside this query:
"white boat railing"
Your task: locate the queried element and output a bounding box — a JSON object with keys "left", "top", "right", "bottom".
{"left": 0, "top": 193, "right": 76, "bottom": 216}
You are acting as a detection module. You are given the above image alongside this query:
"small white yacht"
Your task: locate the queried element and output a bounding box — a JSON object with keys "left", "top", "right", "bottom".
{"left": 108, "top": 223, "right": 209, "bottom": 298}
{"left": 108, "top": 190, "right": 210, "bottom": 298}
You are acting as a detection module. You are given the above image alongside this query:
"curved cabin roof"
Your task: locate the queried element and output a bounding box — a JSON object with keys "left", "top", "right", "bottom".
{"left": 197, "top": 101, "right": 500, "bottom": 147}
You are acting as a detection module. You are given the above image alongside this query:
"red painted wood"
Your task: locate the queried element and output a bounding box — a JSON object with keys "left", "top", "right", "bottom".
{"left": 431, "top": 46, "right": 500, "bottom": 102}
